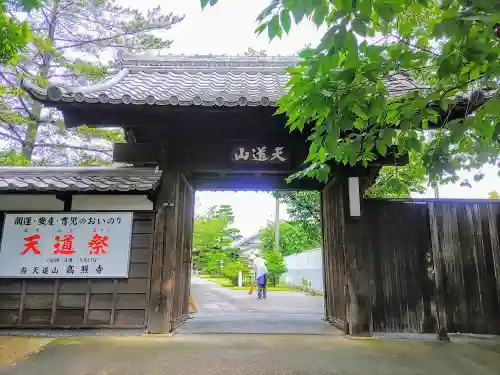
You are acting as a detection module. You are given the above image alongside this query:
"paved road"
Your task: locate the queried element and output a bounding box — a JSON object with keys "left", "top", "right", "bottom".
{"left": 178, "top": 277, "right": 337, "bottom": 334}
{"left": 1, "top": 334, "right": 499, "bottom": 375}
{"left": 189, "top": 276, "right": 325, "bottom": 314}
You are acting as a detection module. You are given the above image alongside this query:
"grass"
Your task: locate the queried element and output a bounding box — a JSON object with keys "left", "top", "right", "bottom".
{"left": 201, "top": 276, "right": 234, "bottom": 288}
{"left": 197, "top": 274, "right": 304, "bottom": 292}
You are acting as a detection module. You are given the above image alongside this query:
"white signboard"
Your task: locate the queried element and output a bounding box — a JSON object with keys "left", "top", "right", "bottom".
{"left": 0, "top": 212, "right": 133, "bottom": 278}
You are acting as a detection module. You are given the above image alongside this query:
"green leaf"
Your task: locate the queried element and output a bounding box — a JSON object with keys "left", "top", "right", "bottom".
{"left": 374, "top": 2, "right": 394, "bottom": 23}
{"left": 256, "top": 2, "right": 278, "bottom": 22}
{"left": 313, "top": 2, "right": 328, "bottom": 26}
{"left": 352, "top": 19, "right": 367, "bottom": 37}
{"left": 268, "top": 15, "right": 281, "bottom": 40}
{"left": 383, "top": 129, "right": 396, "bottom": 145}
{"left": 376, "top": 140, "right": 387, "bottom": 156}
{"left": 332, "top": 0, "right": 352, "bottom": 11}
{"left": 358, "top": 0, "right": 372, "bottom": 19}
{"left": 337, "top": 68, "right": 356, "bottom": 83}
{"left": 344, "top": 31, "right": 358, "bottom": 55}
{"left": 255, "top": 22, "right": 268, "bottom": 35}
{"left": 406, "top": 137, "right": 422, "bottom": 152}
{"left": 388, "top": 43, "right": 403, "bottom": 60}
{"left": 333, "top": 28, "right": 346, "bottom": 50}
{"left": 339, "top": 117, "right": 353, "bottom": 130}
{"left": 388, "top": 177, "right": 404, "bottom": 191}
{"left": 438, "top": 53, "right": 463, "bottom": 78}
{"left": 281, "top": 10, "right": 292, "bottom": 34}
{"left": 317, "top": 146, "right": 327, "bottom": 162}
{"left": 316, "top": 26, "right": 339, "bottom": 51}
{"left": 352, "top": 105, "right": 369, "bottom": 119}
{"left": 316, "top": 166, "right": 330, "bottom": 182}
{"left": 364, "top": 141, "right": 375, "bottom": 152}
{"left": 291, "top": 3, "right": 306, "bottom": 24}
{"left": 200, "top": 0, "right": 210, "bottom": 9}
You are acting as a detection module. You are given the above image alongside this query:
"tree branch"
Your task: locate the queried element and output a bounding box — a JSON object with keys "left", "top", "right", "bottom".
{"left": 389, "top": 33, "right": 439, "bottom": 57}
{"left": 0, "top": 131, "right": 23, "bottom": 144}
{"left": 0, "top": 121, "right": 25, "bottom": 144}
{"left": 33, "top": 143, "right": 113, "bottom": 156}
{"left": 0, "top": 71, "right": 17, "bottom": 88}
{"left": 54, "top": 25, "right": 171, "bottom": 50}
{"left": 18, "top": 97, "right": 41, "bottom": 121}
{"left": 283, "top": 192, "right": 321, "bottom": 225}
{"left": 61, "top": 12, "right": 121, "bottom": 29}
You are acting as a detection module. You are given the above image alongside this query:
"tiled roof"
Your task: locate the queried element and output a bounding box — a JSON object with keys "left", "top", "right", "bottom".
{"left": 21, "top": 54, "right": 418, "bottom": 108}
{"left": 0, "top": 167, "right": 161, "bottom": 192}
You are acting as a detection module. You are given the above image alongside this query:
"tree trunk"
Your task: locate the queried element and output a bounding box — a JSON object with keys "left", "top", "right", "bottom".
{"left": 22, "top": 0, "right": 60, "bottom": 161}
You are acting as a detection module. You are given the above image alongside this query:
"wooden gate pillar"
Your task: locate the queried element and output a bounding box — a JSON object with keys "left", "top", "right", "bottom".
{"left": 343, "top": 175, "right": 373, "bottom": 336}
{"left": 147, "top": 170, "right": 194, "bottom": 333}
{"left": 322, "top": 174, "right": 373, "bottom": 336}
{"left": 147, "top": 171, "right": 179, "bottom": 333}
{"left": 428, "top": 203, "right": 450, "bottom": 341}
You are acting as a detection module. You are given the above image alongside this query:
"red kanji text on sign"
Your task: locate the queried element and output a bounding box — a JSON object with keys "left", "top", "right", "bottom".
{"left": 21, "top": 234, "right": 41, "bottom": 255}
{"left": 53, "top": 234, "right": 76, "bottom": 255}
{"left": 88, "top": 233, "right": 109, "bottom": 255}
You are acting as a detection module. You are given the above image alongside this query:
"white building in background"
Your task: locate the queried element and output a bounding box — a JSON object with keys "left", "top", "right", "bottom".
{"left": 234, "top": 233, "right": 262, "bottom": 263}
{"left": 281, "top": 248, "right": 324, "bottom": 292}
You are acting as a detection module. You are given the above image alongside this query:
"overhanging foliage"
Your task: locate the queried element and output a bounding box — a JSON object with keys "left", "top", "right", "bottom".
{"left": 202, "top": 0, "right": 500, "bottom": 184}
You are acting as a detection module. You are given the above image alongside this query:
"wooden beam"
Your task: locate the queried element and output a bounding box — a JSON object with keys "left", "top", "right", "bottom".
{"left": 188, "top": 173, "right": 324, "bottom": 191}
{"left": 113, "top": 143, "right": 161, "bottom": 164}
{"left": 114, "top": 141, "right": 408, "bottom": 176}
{"left": 114, "top": 139, "right": 305, "bottom": 173}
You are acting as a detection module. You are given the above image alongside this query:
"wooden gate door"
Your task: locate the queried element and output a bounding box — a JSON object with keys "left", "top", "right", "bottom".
{"left": 148, "top": 172, "right": 195, "bottom": 333}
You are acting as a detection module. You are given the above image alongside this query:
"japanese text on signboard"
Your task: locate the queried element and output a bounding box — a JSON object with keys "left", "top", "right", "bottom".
{"left": 0, "top": 213, "right": 133, "bottom": 278}
{"left": 233, "top": 146, "right": 287, "bottom": 163}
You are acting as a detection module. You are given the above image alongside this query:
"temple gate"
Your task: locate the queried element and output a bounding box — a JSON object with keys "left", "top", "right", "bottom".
{"left": 3, "top": 54, "right": 497, "bottom": 337}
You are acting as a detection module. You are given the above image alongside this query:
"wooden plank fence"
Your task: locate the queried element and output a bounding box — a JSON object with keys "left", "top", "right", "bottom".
{"left": 321, "top": 188, "right": 500, "bottom": 335}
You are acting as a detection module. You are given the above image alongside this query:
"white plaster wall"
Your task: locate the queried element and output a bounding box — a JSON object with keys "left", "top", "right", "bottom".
{"left": 280, "top": 249, "right": 324, "bottom": 292}
{"left": 71, "top": 195, "right": 153, "bottom": 211}
{"left": 0, "top": 194, "right": 63, "bottom": 211}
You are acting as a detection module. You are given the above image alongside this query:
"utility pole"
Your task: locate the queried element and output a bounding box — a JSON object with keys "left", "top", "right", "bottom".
{"left": 433, "top": 182, "right": 440, "bottom": 198}
{"left": 274, "top": 194, "right": 280, "bottom": 252}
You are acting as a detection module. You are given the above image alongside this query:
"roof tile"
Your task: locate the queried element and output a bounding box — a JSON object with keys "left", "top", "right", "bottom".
{"left": 22, "top": 55, "right": 418, "bottom": 108}
{"left": 0, "top": 167, "right": 161, "bottom": 193}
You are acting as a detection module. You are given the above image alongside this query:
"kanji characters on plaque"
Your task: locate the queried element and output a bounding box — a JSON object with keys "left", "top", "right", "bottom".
{"left": 12, "top": 215, "right": 123, "bottom": 228}
{"left": 53, "top": 234, "right": 76, "bottom": 255}
{"left": 88, "top": 233, "right": 109, "bottom": 255}
{"left": 0, "top": 212, "right": 132, "bottom": 278}
{"left": 21, "top": 234, "right": 41, "bottom": 255}
{"left": 233, "top": 146, "right": 287, "bottom": 162}
{"left": 21, "top": 230, "right": 110, "bottom": 256}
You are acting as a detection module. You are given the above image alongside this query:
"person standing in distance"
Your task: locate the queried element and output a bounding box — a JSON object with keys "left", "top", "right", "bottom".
{"left": 250, "top": 253, "right": 268, "bottom": 299}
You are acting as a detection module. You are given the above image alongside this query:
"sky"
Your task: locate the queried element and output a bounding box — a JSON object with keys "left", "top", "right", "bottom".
{"left": 72, "top": 0, "right": 500, "bottom": 236}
